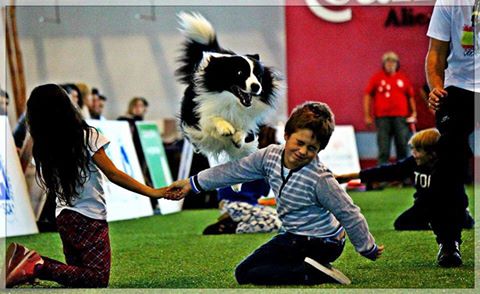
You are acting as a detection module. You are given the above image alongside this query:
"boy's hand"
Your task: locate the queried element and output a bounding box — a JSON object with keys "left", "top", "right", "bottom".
{"left": 362, "top": 244, "right": 384, "bottom": 261}
{"left": 163, "top": 179, "right": 192, "bottom": 200}
{"left": 375, "top": 244, "right": 385, "bottom": 259}
{"left": 151, "top": 187, "right": 184, "bottom": 200}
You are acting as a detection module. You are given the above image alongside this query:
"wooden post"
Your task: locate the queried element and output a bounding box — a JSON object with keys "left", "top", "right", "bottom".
{"left": 4, "top": 1, "right": 27, "bottom": 118}
{"left": 3, "top": 6, "right": 19, "bottom": 113}
{"left": 9, "top": 3, "right": 26, "bottom": 117}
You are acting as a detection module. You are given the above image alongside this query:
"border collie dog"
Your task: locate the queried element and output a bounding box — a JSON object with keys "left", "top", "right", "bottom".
{"left": 176, "top": 12, "right": 282, "bottom": 161}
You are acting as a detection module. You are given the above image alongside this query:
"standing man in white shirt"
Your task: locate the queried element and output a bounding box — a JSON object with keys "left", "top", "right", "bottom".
{"left": 425, "top": 0, "right": 478, "bottom": 267}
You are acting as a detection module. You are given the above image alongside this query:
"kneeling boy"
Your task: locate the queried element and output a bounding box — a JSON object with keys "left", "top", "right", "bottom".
{"left": 168, "top": 102, "right": 383, "bottom": 285}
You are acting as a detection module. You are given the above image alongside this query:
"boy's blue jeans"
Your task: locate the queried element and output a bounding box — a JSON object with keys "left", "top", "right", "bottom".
{"left": 235, "top": 231, "right": 345, "bottom": 285}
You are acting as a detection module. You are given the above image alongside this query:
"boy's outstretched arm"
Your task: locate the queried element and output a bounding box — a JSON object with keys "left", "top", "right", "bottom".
{"left": 335, "top": 172, "right": 360, "bottom": 184}
{"left": 92, "top": 147, "right": 167, "bottom": 199}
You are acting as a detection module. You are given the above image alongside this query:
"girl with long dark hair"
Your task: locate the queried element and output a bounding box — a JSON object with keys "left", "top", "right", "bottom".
{"left": 5, "top": 84, "right": 169, "bottom": 288}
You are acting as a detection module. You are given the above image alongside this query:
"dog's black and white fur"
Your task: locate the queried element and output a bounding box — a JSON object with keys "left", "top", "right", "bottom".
{"left": 176, "top": 12, "right": 282, "bottom": 160}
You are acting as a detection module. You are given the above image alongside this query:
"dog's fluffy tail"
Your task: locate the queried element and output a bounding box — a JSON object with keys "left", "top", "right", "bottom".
{"left": 176, "top": 12, "right": 225, "bottom": 84}
{"left": 178, "top": 12, "right": 216, "bottom": 45}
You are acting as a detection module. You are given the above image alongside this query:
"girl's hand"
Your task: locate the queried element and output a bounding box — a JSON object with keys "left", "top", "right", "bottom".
{"left": 151, "top": 187, "right": 169, "bottom": 199}
{"left": 151, "top": 186, "right": 185, "bottom": 200}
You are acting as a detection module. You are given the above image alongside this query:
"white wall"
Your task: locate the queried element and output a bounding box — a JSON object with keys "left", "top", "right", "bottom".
{"left": 6, "top": 4, "right": 287, "bottom": 127}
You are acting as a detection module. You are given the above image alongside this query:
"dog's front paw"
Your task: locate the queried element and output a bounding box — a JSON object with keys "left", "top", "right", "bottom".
{"left": 216, "top": 120, "right": 235, "bottom": 137}
{"left": 232, "top": 130, "right": 245, "bottom": 148}
{"left": 231, "top": 183, "right": 243, "bottom": 192}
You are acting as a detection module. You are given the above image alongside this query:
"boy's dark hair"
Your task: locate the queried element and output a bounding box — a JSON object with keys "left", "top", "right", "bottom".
{"left": 284, "top": 101, "right": 335, "bottom": 150}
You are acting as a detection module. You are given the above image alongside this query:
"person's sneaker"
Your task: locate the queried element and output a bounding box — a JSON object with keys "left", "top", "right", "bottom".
{"left": 437, "top": 241, "right": 462, "bottom": 268}
{"left": 304, "top": 257, "right": 351, "bottom": 285}
{"left": 202, "top": 216, "right": 239, "bottom": 235}
{"left": 5, "top": 243, "right": 44, "bottom": 287}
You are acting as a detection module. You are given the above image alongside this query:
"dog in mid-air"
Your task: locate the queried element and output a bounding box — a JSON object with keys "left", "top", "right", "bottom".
{"left": 176, "top": 12, "right": 282, "bottom": 161}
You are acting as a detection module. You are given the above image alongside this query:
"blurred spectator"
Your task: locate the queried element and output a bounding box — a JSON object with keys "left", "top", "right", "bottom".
{"left": 59, "top": 83, "right": 91, "bottom": 119}
{"left": 13, "top": 113, "right": 27, "bottom": 149}
{"left": 364, "top": 51, "right": 417, "bottom": 164}
{"left": 118, "top": 96, "right": 149, "bottom": 121}
{"left": 117, "top": 97, "right": 157, "bottom": 211}
{"left": 60, "top": 83, "right": 82, "bottom": 109}
{"left": 75, "top": 82, "right": 92, "bottom": 119}
{"left": 0, "top": 88, "right": 9, "bottom": 115}
{"left": 89, "top": 88, "right": 107, "bottom": 120}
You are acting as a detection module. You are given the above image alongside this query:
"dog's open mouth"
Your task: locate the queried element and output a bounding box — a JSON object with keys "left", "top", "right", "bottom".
{"left": 231, "top": 86, "right": 252, "bottom": 107}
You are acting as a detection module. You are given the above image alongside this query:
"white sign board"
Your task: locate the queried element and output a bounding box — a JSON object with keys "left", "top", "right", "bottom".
{"left": 319, "top": 125, "right": 361, "bottom": 175}
{"left": 86, "top": 120, "right": 153, "bottom": 222}
{"left": 0, "top": 115, "right": 38, "bottom": 237}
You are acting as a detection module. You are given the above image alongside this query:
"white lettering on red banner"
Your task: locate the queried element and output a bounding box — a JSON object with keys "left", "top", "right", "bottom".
{"left": 306, "top": 0, "right": 433, "bottom": 23}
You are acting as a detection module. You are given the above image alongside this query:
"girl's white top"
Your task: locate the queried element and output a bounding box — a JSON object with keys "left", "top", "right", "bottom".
{"left": 56, "top": 128, "right": 110, "bottom": 220}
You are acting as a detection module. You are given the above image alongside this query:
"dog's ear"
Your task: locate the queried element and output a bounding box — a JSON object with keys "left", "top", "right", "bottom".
{"left": 198, "top": 52, "right": 215, "bottom": 70}
{"left": 247, "top": 54, "right": 260, "bottom": 61}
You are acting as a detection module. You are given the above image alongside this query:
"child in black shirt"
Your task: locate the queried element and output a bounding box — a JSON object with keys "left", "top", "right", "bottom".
{"left": 336, "top": 128, "right": 474, "bottom": 231}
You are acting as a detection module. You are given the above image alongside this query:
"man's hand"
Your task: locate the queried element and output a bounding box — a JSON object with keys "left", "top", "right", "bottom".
{"left": 428, "top": 87, "right": 448, "bottom": 111}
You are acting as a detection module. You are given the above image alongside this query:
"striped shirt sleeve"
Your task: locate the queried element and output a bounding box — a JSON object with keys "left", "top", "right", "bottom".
{"left": 194, "top": 145, "right": 272, "bottom": 192}
{"left": 314, "top": 170, "right": 376, "bottom": 254}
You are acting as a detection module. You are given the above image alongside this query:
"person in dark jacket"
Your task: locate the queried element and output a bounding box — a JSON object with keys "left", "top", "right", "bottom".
{"left": 336, "top": 128, "right": 474, "bottom": 231}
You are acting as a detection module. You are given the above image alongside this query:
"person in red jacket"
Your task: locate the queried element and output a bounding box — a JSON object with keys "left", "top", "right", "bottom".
{"left": 364, "top": 51, "right": 417, "bottom": 165}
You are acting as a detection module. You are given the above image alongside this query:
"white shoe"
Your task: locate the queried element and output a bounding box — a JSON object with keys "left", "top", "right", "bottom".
{"left": 304, "top": 257, "right": 351, "bottom": 285}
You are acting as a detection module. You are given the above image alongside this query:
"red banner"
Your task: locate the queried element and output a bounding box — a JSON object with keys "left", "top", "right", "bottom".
{"left": 286, "top": 5, "right": 435, "bottom": 131}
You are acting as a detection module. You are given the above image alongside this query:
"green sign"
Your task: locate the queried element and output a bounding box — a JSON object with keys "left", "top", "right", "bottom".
{"left": 135, "top": 122, "right": 173, "bottom": 188}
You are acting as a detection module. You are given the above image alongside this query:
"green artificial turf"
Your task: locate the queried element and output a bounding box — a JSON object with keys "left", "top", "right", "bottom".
{"left": 6, "top": 186, "right": 475, "bottom": 289}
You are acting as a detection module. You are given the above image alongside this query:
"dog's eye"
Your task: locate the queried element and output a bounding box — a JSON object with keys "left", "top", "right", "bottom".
{"left": 237, "top": 70, "right": 243, "bottom": 76}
